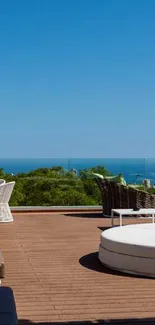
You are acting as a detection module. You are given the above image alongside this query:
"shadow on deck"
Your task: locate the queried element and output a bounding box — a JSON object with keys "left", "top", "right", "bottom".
{"left": 79, "top": 252, "right": 151, "bottom": 279}
{"left": 19, "top": 318, "right": 155, "bottom": 325}
{"left": 64, "top": 213, "right": 104, "bottom": 218}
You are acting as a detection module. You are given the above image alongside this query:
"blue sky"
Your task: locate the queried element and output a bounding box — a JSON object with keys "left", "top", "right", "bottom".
{"left": 0, "top": 0, "right": 155, "bottom": 158}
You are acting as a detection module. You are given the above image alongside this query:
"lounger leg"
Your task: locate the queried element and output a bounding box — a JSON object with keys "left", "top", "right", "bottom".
{"left": 111, "top": 210, "right": 114, "bottom": 227}
{"left": 152, "top": 214, "right": 154, "bottom": 223}
{"left": 0, "top": 203, "right": 13, "bottom": 222}
{"left": 120, "top": 214, "right": 122, "bottom": 226}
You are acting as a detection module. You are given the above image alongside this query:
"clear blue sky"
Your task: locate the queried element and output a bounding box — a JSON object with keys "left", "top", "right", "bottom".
{"left": 1, "top": 0, "right": 155, "bottom": 158}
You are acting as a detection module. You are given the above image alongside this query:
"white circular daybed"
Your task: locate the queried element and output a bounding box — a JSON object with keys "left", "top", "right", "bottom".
{"left": 99, "top": 223, "right": 155, "bottom": 278}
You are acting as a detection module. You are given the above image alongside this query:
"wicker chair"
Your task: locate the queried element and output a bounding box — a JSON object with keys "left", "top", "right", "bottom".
{"left": 95, "top": 178, "right": 155, "bottom": 216}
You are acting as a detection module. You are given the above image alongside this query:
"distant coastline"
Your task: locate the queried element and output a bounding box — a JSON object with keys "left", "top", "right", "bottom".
{"left": 0, "top": 158, "right": 155, "bottom": 184}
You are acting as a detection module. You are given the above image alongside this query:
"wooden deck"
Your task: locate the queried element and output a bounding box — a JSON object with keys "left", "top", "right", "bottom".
{"left": 1, "top": 212, "right": 155, "bottom": 324}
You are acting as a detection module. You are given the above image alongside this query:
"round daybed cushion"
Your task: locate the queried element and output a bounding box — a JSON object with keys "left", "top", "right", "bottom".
{"left": 100, "top": 223, "right": 155, "bottom": 258}
{"left": 99, "top": 223, "right": 155, "bottom": 277}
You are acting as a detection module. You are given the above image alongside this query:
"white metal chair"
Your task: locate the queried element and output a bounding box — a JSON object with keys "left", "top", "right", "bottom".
{"left": 0, "top": 180, "right": 6, "bottom": 186}
{"left": 0, "top": 182, "right": 15, "bottom": 222}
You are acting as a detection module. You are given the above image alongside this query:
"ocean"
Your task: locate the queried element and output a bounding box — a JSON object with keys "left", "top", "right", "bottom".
{"left": 1, "top": 158, "right": 155, "bottom": 184}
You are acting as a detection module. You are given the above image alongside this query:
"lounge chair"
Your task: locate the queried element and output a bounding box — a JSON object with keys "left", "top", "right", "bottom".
{"left": 0, "top": 182, "right": 15, "bottom": 222}
{"left": 0, "top": 252, "right": 4, "bottom": 286}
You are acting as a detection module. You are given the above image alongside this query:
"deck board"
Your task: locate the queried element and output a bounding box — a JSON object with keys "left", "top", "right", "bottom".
{"left": 1, "top": 212, "right": 155, "bottom": 324}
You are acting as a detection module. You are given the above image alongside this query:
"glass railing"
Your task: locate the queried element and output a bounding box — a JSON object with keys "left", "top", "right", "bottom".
{"left": 1, "top": 158, "right": 155, "bottom": 183}
{"left": 1, "top": 158, "right": 155, "bottom": 206}
{"left": 67, "top": 158, "right": 155, "bottom": 185}
{"left": 0, "top": 158, "right": 150, "bottom": 183}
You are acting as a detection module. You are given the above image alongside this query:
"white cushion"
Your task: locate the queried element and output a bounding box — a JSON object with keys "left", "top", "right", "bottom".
{"left": 100, "top": 223, "right": 155, "bottom": 258}
{"left": 99, "top": 244, "right": 155, "bottom": 277}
